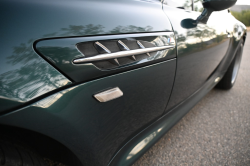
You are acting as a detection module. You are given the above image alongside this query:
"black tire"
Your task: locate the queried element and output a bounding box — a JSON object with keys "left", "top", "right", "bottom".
{"left": 0, "top": 139, "right": 48, "bottom": 166}
{"left": 216, "top": 42, "right": 244, "bottom": 90}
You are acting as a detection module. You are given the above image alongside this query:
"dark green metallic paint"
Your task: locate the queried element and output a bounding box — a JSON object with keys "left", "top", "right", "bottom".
{"left": 0, "top": 0, "right": 247, "bottom": 166}
{"left": 0, "top": 60, "right": 176, "bottom": 166}
{"left": 0, "top": 0, "right": 172, "bottom": 113}
{"left": 108, "top": 26, "right": 247, "bottom": 166}
{"left": 108, "top": 62, "right": 225, "bottom": 166}
{"left": 162, "top": 6, "right": 243, "bottom": 111}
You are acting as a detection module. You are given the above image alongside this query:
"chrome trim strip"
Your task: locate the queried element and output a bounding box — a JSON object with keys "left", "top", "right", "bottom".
{"left": 137, "top": 41, "right": 151, "bottom": 57}
{"left": 94, "top": 87, "right": 123, "bottom": 102}
{"left": 95, "top": 41, "right": 120, "bottom": 65}
{"left": 73, "top": 45, "right": 174, "bottom": 64}
{"left": 117, "top": 40, "right": 136, "bottom": 61}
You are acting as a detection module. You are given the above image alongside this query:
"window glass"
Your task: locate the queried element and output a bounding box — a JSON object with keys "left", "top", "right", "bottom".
{"left": 193, "top": 0, "right": 204, "bottom": 12}
{"left": 164, "top": 0, "right": 192, "bottom": 11}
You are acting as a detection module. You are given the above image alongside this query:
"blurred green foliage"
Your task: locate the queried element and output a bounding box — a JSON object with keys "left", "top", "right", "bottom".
{"left": 231, "top": 10, "right": 250, "bottom": 26}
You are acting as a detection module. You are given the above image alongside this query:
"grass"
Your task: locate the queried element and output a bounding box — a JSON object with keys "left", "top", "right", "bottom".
{"left": 231, "top": 10, "right": 250, "bottom": 26}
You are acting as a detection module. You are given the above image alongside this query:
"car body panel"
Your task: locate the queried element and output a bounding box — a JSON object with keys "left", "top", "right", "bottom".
{"left": 0, "top": 0, "right": 247, "bottom": 166}
{"left": 108, "top": 66, "right": 223, "bottom": 166}
{"left": 109, "top": 19, "right": 247, "bottom": 166}
{"left": 162, "top": 6, "right": 235, "bottom": 111}
{"left": 0, "top": 59, "right": 176, "bottom": 166}
{"left": 0, "top": 0, "right": 172, "bottom": 113}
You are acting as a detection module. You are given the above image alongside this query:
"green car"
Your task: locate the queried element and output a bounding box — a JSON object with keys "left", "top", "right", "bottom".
{"left": 0, "top": 0, "right": 247, "bottom": 165}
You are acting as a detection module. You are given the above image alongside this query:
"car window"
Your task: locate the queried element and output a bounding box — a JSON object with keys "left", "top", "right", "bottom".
{"left": 193, "top": 0, "right": 203, "bottom": 12}
{"left": 164, "top": 0, "right": 193, "bottom": 11}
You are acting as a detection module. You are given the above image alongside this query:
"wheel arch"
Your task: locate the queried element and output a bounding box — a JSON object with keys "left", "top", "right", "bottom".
{"left": 0, "top": 125, "right": 82, "bottom": 166}
{"left": 243, "top": 32, "right": 247, "bottom": 45}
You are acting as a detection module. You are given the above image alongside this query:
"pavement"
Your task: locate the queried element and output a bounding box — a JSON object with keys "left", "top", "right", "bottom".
{"left": 133, "top": 34, "right": 250, "bottom": 166}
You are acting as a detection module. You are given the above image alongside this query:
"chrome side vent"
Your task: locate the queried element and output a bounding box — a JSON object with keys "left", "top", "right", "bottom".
{"left": 94, "top": 41, "right": 111, "bottom": 54}
{"left": 74, "top": 33, "right": 175, "bottom": 70}
{"left": 117, "top": 40, "right": 136, "bottom": 61}
{"left": 74, "top": 43, "right": 172, "bottom": 64}
{"left": 137, "top": 41, "right": 151, "bottom": 57}
{"left": 36, "top": 32, "right": 176, "bottom": 82}
{"left": 94, "top": 41, "right": 120, "bottom": 66}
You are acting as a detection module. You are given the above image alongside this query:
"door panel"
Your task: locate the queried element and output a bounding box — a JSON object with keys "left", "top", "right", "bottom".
{"left": 163, "top": 5, "right": 230, "bottom": 111}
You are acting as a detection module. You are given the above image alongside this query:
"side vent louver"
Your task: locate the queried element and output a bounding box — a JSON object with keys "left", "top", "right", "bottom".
{"left": 117, "top": 40, "right": 136, "bottom": 61}
{"left": 137, "top": 41, "right": 151, "bottom": 57}
{"left": 35, "top": 32, "right": 176, "bottom": 82}
{"left": 74, "top": 36, "right": 175, "bottom": 70}
{"left": 94, "top": 41, "right": 120, "bottom": 66}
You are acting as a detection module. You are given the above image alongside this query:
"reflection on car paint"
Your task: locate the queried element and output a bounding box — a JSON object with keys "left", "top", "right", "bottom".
{"left": 162, "top": 6, "right": 237, "bottom": 111}
{"left": 0, "top": 0, "right": 172, "bottom": 113}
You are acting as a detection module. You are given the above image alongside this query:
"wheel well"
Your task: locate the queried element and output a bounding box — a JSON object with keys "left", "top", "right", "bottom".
{"left": 243, "top": 32, "right": 247, "bottom": 45}
{"left": 0, "top": 125, "right": 82, "bottom": 166}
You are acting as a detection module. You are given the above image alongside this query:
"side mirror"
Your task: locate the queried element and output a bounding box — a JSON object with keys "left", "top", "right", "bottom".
{"left": 196, "top": 0, "right": 237, "bottom": 24}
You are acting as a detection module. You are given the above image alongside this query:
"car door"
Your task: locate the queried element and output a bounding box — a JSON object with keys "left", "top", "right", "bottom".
{"left": 0, "top": 0, "right": 177, "bottom": 165}
{"left": 163, "top": 0, "right": 231, "bottom": 111}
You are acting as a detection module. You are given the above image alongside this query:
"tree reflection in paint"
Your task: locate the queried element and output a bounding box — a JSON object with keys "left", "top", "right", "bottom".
{"left": 0, "top": 24, "right": 154, "bottom": 109}
{"left": 0, "top": 38, "right": 70, "bottom": 104}
{"left": 61, "top": 24, "right": 105, "bottom": 36}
